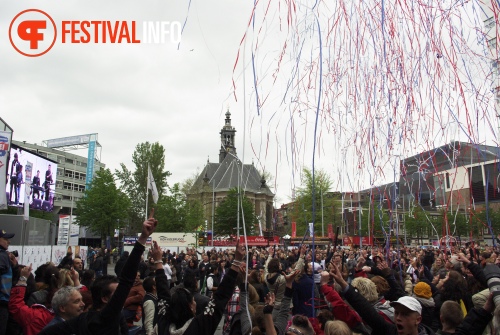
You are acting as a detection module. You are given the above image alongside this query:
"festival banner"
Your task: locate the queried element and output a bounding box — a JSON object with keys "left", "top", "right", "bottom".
{"left": 0, "top": 131, "right": 12, "bottom": 209}
{"left": 52, "top": 245, "right": 69, "bottom": 265}
{"left": 22, "top": 245, "right": 52, "bottom": 271}
{"left": 58, "top": 215, "right": 71, "bottom": 245}
{"left": 69, "top": 216, "right": 80, "bottom": 246}
{"left": 291, "top": 222, "right": 296, "bottom": 238}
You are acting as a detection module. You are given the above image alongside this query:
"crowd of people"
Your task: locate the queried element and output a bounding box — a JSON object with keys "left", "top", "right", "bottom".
{"left": 2, "top": 222, "right": 500, "bottom": 335}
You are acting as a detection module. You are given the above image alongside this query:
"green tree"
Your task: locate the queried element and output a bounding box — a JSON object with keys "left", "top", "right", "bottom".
{"left": 403, "top": 203, "right": 429, "bottom": 244}
{"left": 115, "top": 142, "right": 171, "bottom": 231}
{"left": 214, "top": 188, "right": 257, "bottom": 235}
{"left": 443, "top": 208, "right": 469, "bottom": 239}
{"left": 75, "top": 169, "right": 130, "bottom": 245}
{"left": 468, "top": 205, "right": 500, "bottom": 241}
{"left": 291, "top": 168, "right": 340, "bottom": 236}
{"left": 155, "top": 183, "right": 204, "bottom": 232}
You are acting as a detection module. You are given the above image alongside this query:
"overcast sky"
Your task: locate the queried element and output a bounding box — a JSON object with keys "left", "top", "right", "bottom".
{"left": 1, "top": 0, "right": 498, "bottom": 206}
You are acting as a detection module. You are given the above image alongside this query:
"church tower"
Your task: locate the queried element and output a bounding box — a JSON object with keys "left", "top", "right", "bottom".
{"left": 219, "top": 109, "right": 237, "bottom": 163}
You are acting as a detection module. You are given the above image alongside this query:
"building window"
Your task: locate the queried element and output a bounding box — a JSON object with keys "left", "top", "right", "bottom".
{"left": 65, "top": 158, "right": 75, "bottom": 164}
{"left": 468, "top": 166, "right": 485, "bottom": 203}
{"left": 485, "top": 17, "right": 496, "bottom": 30}
{"left": 488, "top": 37, "right": 497, "bottom": 49}
{"left": 484, "top": 163, "right": 500, "bottom": 201}
{"left": 446, "top": 172, "right": 450, "bottom": 189}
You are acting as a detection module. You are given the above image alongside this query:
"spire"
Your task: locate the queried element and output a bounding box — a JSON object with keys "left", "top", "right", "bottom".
{"left": 219, "top": 107, "right": 237, "bottom": 163}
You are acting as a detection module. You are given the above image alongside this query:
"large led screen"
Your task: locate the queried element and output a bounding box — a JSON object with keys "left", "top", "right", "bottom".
{"left": 6, "top": 144, "right": 58, "bottom": 211}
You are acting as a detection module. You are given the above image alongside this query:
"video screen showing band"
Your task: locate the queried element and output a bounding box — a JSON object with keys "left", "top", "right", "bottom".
{"left": 6, "top": 144, "right": 58, "bottom": 211}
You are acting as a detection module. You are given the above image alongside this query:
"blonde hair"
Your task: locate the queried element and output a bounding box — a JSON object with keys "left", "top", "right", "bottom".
{"left": 351, "top": 277, "right": 378, "bottom": 303}
{"left": 324, "top": 320, "right": 352, "bottom": 335}
{"left": 58, "top": 269, "right": 74, "bottom": 287}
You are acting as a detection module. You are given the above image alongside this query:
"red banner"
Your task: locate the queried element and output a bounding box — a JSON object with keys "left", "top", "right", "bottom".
{"left": 211, "top": 236, "right": 281, "bottom": 247}
{"left": 351, "top": 236, "right": 373, "bottom": 245}
{"left": 291, "top": 222, "right": 296, "bottom": 238}
{"left": 327, "top": 224, "right": 334, "bottom": 240}
{"left": 240, "top": 236, "right": 280, "bottom": 246}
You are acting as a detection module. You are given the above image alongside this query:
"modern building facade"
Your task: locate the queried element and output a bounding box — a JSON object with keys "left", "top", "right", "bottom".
{"left": 481, "top": 3, "right": 500, "bottom": 120}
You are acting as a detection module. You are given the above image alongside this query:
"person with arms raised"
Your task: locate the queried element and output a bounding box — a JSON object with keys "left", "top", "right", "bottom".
{"left": 40, "top": 214, "right": 158, "bottom": 335}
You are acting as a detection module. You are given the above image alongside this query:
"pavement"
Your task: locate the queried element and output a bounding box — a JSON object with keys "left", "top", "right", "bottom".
{"left": 103, "top": 261, "right": 226, "bottom": 335}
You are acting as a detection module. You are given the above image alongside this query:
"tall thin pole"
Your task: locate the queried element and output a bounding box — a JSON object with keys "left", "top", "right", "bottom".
{"left": 358, "top": 189, "right": 362, "bottom": 248}
{"left": 145, "top": 164, "right": 149, "bottom": 220}
{"left": 69, "top": 157, "right": 76, "bottom": 247}
{"left": 321, "top": 187, "right": 324, "bottom": 237}
{"left": 212, "top": 179, "right": 215, "bottom": 247}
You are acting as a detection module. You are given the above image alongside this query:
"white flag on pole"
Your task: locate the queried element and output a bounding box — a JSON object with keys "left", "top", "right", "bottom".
{"left": 147, "top": 164, "right": 158, "bottom": 204}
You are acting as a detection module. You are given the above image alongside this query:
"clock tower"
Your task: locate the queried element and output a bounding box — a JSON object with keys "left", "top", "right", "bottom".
{"left": 219, "top": 109, "right": 237, "bottom": 163}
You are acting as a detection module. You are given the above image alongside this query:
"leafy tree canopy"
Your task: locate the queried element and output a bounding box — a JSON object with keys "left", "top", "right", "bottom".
{"left": 291, "top": 168, "right": 340, "bottom": 236}
{"left": 115, "top": 142, "right": 171, "bottom": 231}
{"left": 75, "top": 168, "right": 130, "bottom": 244}
{"left": 155, "top": 183, "right": 204, "bottom": 233}
{"left": 215, "top": 188, "right": 257, "bottom": 235}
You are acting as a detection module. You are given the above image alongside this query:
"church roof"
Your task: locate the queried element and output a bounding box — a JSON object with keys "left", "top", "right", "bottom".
{"left": 191, "top": 154, "right": 274, "bottom": 196}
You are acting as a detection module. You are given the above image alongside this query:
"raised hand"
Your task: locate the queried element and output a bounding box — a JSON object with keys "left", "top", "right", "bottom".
{"left": 330, "top": 263, "right": 348, "bottom": 289}
{"left": 70, "top": 267, "right": 79, "bottom": 283}
{"left": 300, "top": 244, "right": 307, "bottom": 257}
{"left": 9, "top": 252, "right": 18, "bottom": 267}
{"left": 20, "top": 263, "right": 32, "bottom": 278}
{"left": 377, "top": 259, "right": 388, "bottom": 271}
{"left": 139, "top": 210, "right": 158, "bottom": 244}
{"left": 285, "top": 269, "right": 300, "bottom": 288}
{"left": 264, "top": 292, "right": 276, "bottom": 306}
{"left": 356, "top": 257, "right": 366, "bottom": 270}
{"left": 151, "top": 241, "right": 162, "bottom": 262}
{"left": 457, "top": 253, "right": 470, "bottom": 265}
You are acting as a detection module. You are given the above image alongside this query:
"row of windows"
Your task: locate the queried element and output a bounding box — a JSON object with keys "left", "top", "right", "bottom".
{"left": 56, "top": 169, "right": 87, "bottom": 181}
{"left": 60, "top": 158, "right": 87, "bottom": 167}
{"left": 55, "top": 195, "right": 81, "bottom": 202}
{"left": 62, "top": 182, "right": 86, "bottom": 192}
{"left": 36, "top": 150, "right": 88, "bottom": 168}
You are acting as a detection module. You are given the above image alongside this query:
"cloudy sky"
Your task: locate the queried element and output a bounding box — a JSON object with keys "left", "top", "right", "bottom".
{"left": 1, "top": 0, "right": 498, "bottom": 205}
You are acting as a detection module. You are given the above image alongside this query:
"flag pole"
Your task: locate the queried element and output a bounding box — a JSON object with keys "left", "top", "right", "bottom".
{"left": 145, "top": 163, "right": 149, "bottom": 220}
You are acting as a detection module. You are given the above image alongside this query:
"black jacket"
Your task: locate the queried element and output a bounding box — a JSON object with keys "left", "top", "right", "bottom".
{"left": 343, "top": 285, "right": 434, "bottom": 335}
{"left": 114, "top": 256, "right": 128, "bottom": 277}
{"left": 156, "top": 266, "right": 239, "bottom": 335}
{"left": 39, "top": 241, "right": 146, "bottom": 335}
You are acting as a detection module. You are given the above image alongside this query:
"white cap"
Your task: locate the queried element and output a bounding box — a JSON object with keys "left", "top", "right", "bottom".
{"left": 390, "top": 296, "right": 422, "bottom": 315}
